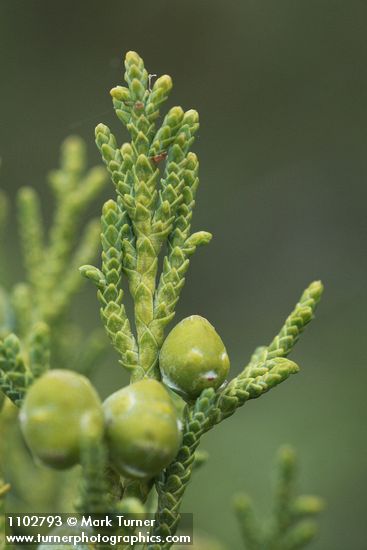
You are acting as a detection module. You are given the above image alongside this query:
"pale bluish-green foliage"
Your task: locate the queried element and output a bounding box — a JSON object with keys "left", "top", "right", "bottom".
{"left": 76, "top": 424, "right": 112, "bottom": 515}
{"left": 16, "top": 136, "right": 107, "bottom": 326}
{"left": 0, "top": 50, "right": 324, "bottom": 550}
{"left": 0, "top": 138, "right": 109, "bottom": 543}
{"left": 150, "top": 283, "right": 322, "bottom": 548}
{"left": 81, "top": 51, "right": 211, "bottom": 382}
{"left": 233, "top": 446, "right": 325, "bottom": 550}
{"left": 0, "top": 136, "right": 108, "bottom": 405}
{"left": 79, "top": 51, "right": 324, "bottom": 549}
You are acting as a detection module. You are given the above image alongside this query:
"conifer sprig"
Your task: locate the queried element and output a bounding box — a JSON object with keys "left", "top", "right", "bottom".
{"left": 17, "top": 136, "right": 107, "bottom": 326}
{"left": 81, "top": 200, "right": 139, "bottom": 375}
{"left": 83, "top": 51, "right": 211, "bottom": 380}
{"left": 151, "top": 282, "right": 323, "bottom": 545}
{"left": 233, "top": 446, "right": 325, "bottom": 549}
{"left": 0, "top": 137, "right": 107, "bottom": 406}
{"left": 28, "top": 322, "right": 50, "bottom": 379}
{"left": 76, "top": 428, "right": 111, "bottom": 515}
{"left": 0, "top": 323, "right": 51, "bottom": 406}
{"left": 242, "top": 281, "right": 323, "bottom": 378}
{"left": 0, "top": 49, "right": 325, "bottom": 550}
{"left": 0, "top": 334, "right": 31, "bottom": 406}
{"left": 233, "top": 495, "right": 261, "bottom": 550}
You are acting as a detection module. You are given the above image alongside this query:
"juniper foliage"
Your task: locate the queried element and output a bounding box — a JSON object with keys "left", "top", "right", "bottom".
{"left": 233, "top": 446, "right": 325, "bottom": 550}
{"left": 0, "top": 136, "right": 108, "bottom": 404}
{"left": 81, "top": 51, "right": 323, "bottom": 549}
{"left": 0, "top": 51, "right": 324, "bottom": 550}
{"left": 0, "top": 138, "right": 109, "bottom": 542}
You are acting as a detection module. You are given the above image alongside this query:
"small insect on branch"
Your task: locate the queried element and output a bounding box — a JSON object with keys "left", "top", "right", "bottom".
{"left": 150, "top": 151, "right": 168, "bottom": 165}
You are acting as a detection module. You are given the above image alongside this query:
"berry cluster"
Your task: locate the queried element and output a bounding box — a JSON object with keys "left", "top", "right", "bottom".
{"left": 19, "top": 315, "right": 230, "bottom": 478}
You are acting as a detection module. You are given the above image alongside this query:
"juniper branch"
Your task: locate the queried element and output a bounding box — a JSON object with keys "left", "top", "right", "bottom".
{"left": 81, "top": 200, "right": 139, "bottom": 375}
{"left": 49, "top": 219, "right": 101, "bottom": 321}
{"left": 4, "top": 137, "right": 108, "bottom": 400}
{"left": 153, "top": 143, "right": 212, "bottom": 337}
{"left": 0, "top": 139, "right": 108, "bottom": 541}
{"left": 272, "top": 446, "right": 298, "bottom": 540}
{"left": 28, "top": 322, "right": 50, "bottom": 379}
{"left": 233, "top": 494, "right": 262, "bottom": 550}
{"left": 280, "top": 521, "right": 319, "bottom": 550}
{"left": 0, "top": 334, "right": 32, "bottom": 406}
{"left": 192, "top": 450, "right": 209, "bottom": 472}
{"left": 151, "top": 358, "right": 298, "bottom": 548}
{"left": 89, "top": 51, "right": 210, "bottom": 381}
{"left": 17, "top": 187, "right": 45, "bottom": 294}
{"left": 10, "top": 284, "right": 32, "bottom": 338}
{"left": 0, "top": 287, "right": 14, "bottom": 340}
{"left": 150, "top": 391, "right": 218, "bottom": 549}
{"left": 42, "top": 137, "right": 106, "bottom": 302}
{"left": 15, "top": 136, "right": 107, "bottom": 335}
{"left": 76, "top": 430, "right": 112, "bottom": 514}
{"left": 230, "top": 446, "right": 326, "bottom": 550}
{"left": 151, "top": 281, "right": 322, "bottom": 546}
{"left": 265, "top": 446, "right": 325, "bottom": 550}
{"left": 242, "top": 281, "right": 323, "bottom": 378}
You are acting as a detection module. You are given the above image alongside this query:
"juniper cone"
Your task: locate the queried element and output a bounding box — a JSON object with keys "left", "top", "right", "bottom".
{"left": 103, "top": 379, "right": 181, "bottom": 479}
{"left": 19, "top": 370, "right": 104, "bottom": 469}
{"left": 159, "top": 315, "right": 230, "bottom": 400}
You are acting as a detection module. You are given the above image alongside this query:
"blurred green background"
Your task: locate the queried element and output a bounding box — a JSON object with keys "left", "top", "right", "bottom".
{"left": 1, "top": 1, "right": 366, "bottom": 548}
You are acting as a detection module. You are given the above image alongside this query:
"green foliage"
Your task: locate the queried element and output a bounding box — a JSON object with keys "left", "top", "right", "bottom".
{"left": 150, "top": 281, "right": 322, "bottom": 546}
{"left": 233, "top": 446, "right": 325, "bottom": 550}
{"left": 0, "top": 136, "right": 108, "bottom": 406}
{"left": 76, "top": 426, "right": 112, "bottom": 514}
{"left": 0, "top": 333, "right": 31, "bottom": 406}
{"left": 17, "top": 136, "right": 107, "bottom": 326}
{"left": 28, "top": 322, "right": 50, "bottom": 379}
{"left": 82, "top": 51, "right": 211, "bottom": 382}
{"left": 0, "top": 138, "right": 109, "bottom": 542}
{"left": 81, "top": 199, "right": 138, "bottom": 375}
{"left": 0, "top": 50, "right": 324, "bottom": 550}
